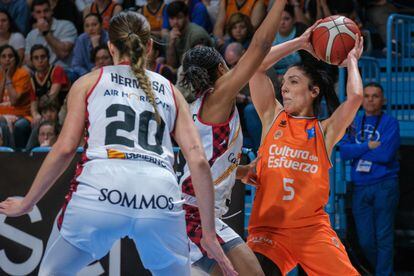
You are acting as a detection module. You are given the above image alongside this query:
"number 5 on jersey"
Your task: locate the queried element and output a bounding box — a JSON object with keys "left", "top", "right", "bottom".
{"left": 282, "top": 178, "right": 294, "bottom": 201}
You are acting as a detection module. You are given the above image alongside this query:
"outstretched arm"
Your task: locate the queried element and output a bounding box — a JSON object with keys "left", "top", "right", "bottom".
{"left": 172, "top": 86, "right": 237, "bottom": 276}
{"left": 0, "top": 71, "right": 97, "bottom": 217}
{"left": 322, "top": 36, "right": 364, "bottom": 155}
{"left": 211, "top": 0, "right": 287, "bottom": 106}
{"left": 249, "top": 22, "right": 320, "bottom": 135}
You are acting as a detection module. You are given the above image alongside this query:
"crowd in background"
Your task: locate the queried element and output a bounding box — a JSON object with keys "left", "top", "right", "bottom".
{"left": 0, "top": 0, "right": 412, "bottom": 152}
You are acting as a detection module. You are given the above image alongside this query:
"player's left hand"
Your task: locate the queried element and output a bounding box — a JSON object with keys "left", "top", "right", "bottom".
{"left": 299, "top": 19, "right": 322, "bottom": 60}
{"left": 201, "top": 234, "right": 238, "bottom": 276}
{"left": 240, "top": 158, "right": 259, "bottom": 186}
{"left": 0, "top": 197, "right": 32, "bottom": 217}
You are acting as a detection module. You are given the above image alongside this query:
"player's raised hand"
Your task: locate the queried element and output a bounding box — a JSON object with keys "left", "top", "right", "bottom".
{"left": 299, "top": 19, "right": 323, "bottom": 60}
{"left": 0, "top": 197, "right": 32, "bottom": 217}
{"left": 201, "top": 234, "right": 238, "bottom": 276}
{"left": 339, "top": 35, "right": 364, "bottom": 67}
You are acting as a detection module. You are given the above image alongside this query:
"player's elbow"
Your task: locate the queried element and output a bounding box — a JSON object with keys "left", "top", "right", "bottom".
{"left": 189, "top": 155, "right": 210, "bottom": 175}
{"left": 347, "top": 91, "right": 363, "bottom": 106}
{"left": 52, "top": 139, "right": 78, "bottom": 157}
{"left": 250, "top": 35, "right": 272, "bottom": 56}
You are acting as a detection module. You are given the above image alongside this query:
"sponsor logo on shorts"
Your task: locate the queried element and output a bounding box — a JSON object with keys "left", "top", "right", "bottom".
{"left": 98, "top": 188, "right": 175, "bottom": 210}
{"left": 249, "top": 236, "right": 274, "bottom": 246}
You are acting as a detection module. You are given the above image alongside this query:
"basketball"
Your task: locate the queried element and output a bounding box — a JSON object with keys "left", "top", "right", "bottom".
{"left": 311, "top": 16, "right": 361, "bottom": 65}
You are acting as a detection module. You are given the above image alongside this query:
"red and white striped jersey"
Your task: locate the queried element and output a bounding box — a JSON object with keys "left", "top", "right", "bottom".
{"left": 178, "top": 95, "right": 243, "bottom": 217}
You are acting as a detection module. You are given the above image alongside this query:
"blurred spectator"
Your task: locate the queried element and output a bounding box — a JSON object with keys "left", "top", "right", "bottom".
{"left": 166, "top": 1, "right": 212, "bottom": 68}
{"left": 223, "top": 42, "right": 279, "bottom": 151}
{"left": 0, "top": 44, "right": 34, "bottom": 149}
{"left": 0, "top": 9, "right": 24, "bottom": 63}
{"left": 340, "top": 83, "right": 400, "bottom": 276}
{"left": 0, "top": 0, "right": 30, "bottom": 35}
{"left": 83, "top": 0, "right": 122, "bottom": 30}
{"left": 30, "top": 44, "right": 69, "bottom": 125}
{"left": 162, "top": 0, "right": 213, "bottom": 35}
{"left": 90, "top": 44, "right": 112, "bottom": 70}
{"left": 0, "top": 125, "right": 3, "bottom": 146}
{"left": 147, "top": 39, "right": 176, "bottom": 83}
{"left": 26, "top": 95, "right": 60, "bottom": 151}
{"left": 49, "top": 0, "right": 83, "bottom": 33}
{"left": 214, "top": 0, "right": 265, "bottom": 45}
{"left": 36, "top": 120, "right": 58, "bottom": 147}
{"left": 359, "top": 0, "right": 397, "bottom": 47}
{"left": 222, "top": 13, "right": 253, "bottom": 51}
{"left": 25, "top": 0, "right": 77, "bottom": 69}
{"left": 272, "top": 4, "right": 307, "bottom": 76}
{"left": 142, "top": 0, "right": 165, "bottom": 37}
{"left": 71, "top": 13, "right": 108, "bottom": 77}
{"left": 304, "top": 0, "right": 331, "bottom": 23}
{"left": 75, "top": 0, "right": 94, "bottom": 12}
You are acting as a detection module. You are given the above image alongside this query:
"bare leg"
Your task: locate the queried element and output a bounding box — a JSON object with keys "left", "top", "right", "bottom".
{"left": 210, "top": 242, "right": 264, "bottom": 276}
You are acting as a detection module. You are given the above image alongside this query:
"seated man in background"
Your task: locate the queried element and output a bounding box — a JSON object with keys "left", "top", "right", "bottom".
{"left": 340, "top": 82, "right": 400, "bottom": 276}
{"left": 25, "top": 0, "right": 77, "bottom": 70}
{"left": 36, "top": 120, "right": 58, "bottom": 148}
{"left": 30, "top": 44, "right": 69, "bottom": 126}
{"left": 165, "top": 1, "right": 212, "bottom": 69}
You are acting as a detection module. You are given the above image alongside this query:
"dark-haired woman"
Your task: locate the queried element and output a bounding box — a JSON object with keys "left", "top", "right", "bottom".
{"left": 244, "top": 27, "right": 364, "bottom": 275}
{"left": 0, "top": 12, "right": 236, "bottom": 276}
{"left": 0, "top": 44, "right": 34, "bottom": 148}
{"left": 178, "top": 0, "right": 287, "bottom": 275}
{"left": 0, "top": 9, "right": 25, "bottom": 63}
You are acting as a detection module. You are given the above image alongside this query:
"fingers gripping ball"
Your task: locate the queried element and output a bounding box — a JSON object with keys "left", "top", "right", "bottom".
{"left": 311, "top": 16, "right": 361, "bottom": 65}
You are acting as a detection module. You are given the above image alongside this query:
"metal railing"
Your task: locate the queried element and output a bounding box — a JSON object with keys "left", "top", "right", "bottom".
{"left": 386, "top": 13, "right": 414, "bottom": 121}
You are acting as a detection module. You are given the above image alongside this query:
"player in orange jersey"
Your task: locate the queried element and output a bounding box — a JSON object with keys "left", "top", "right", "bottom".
{"left": 242, "top": 25, "right": 364, "bottom": 275}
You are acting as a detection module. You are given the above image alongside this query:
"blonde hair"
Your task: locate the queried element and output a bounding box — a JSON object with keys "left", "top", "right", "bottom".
{"left": 108, "top": 11, "right": 160, "bottom": 123}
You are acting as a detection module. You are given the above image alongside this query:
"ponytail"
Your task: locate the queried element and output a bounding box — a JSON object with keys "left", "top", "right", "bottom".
{"left": 181, "top": 46, "right": 224, "bottom": 98}
{"left": 128, "top": 34, "right": 161, "bottom": 123}
{"left": 109, "top": 11, "right": 160, "bottom": 124}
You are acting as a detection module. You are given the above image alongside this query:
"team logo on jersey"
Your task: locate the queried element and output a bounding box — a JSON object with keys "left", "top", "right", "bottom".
{"left": 107, "top": 149, "right": 126, "bottom": 159}
{"left": 274, "top": 130, "right": 283, "bottom": 140}
{"left": 331, "top": 237, "right": 340, "bottom": 248}
{"left": 307, "top": 127, "right": 316, "bottom": 139}
{"left": 278, "top": 120, "right": 287, "bottom": 128}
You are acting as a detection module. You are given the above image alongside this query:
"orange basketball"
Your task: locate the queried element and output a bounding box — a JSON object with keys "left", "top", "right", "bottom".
{"left": 311, "top": 16, "right": 361, "bottom": 65}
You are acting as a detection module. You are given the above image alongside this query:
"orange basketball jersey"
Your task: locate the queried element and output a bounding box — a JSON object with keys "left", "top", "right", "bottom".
{"left": 225, "top": 0, "right": 257, "bottom": 22}
{"left": 249, "top": 110, "right": 332, "bottom": 230}
{"left": 91, "top": 1, "right": 120, "bottom": 30}
{"left": 143, "top": 3, "right": 165, "bottom": 32}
